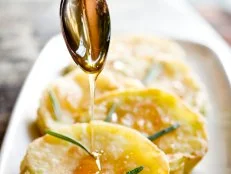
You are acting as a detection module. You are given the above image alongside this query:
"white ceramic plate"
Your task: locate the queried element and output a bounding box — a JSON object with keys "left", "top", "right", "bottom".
{"left": 0, "top": 35, "right": 71, "bottom": 174}
{"left": 1, "top": 34, "right": 231, "bottom": 174}
{"left": 1, "top": 0, "right": 231, "bottom": 173}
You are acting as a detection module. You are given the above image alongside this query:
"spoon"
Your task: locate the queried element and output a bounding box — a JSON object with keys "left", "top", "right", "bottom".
{"left": 60, "top": 0, "right": 111, "bottom": 74}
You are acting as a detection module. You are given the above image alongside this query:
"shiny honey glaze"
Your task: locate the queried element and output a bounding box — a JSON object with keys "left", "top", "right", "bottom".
{"left": 91, "top": 89, "right": 208, "bottom": 173}
{"left": 73, "top": 153, "right": 129, "bottom": 173}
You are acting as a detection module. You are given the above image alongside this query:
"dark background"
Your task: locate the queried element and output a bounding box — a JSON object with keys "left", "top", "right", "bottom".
{"left": 0, "top": 0, "right": 231, "bottom": 145}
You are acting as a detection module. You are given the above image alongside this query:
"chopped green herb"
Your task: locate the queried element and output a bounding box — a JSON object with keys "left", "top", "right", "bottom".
{"left": 48, "top": 90, "right": 62, "bottom": 121}
{"left": 61, "top": 64, "right": 76, "bottom": 76}
{"left": 200, "top": 105, "right": 206, "bottom": 115}
{"left": 46, "top": 130, "right": 94, "bottom": 158}
{"left": 142, "top": 63, "right": 162, "bottom": 85}
{"left": 104, "top": 103, "right": 117, "bottom": 122}
{"left": 148, "top": 123, "right": 180, "bottom": 141}
{"left": 127, "top": 166, "right": 144, "bottom": 174}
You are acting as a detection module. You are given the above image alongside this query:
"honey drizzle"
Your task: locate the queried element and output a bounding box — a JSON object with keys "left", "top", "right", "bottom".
{"left": 89, "top": 73, "right": 102, "bottom": 173}
{"left": 89, "top": 73, "right": 97, "bottom": 121}
{"left": 92, "top": 151, "right": 102, "bottom": 173}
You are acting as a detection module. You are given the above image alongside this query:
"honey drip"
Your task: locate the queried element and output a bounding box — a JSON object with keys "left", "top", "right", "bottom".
{"left": 89, "top": 73, "right": 97, "bottom": 120}
{"left": 92, "top": 151, "right": 103, "bottom": 173}
{"left": 88, "top": 73, "right": 102, "bottom": 173}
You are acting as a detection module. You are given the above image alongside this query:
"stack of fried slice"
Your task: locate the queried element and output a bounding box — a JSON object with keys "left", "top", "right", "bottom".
{"left": 21, "top": 36, "right": 208, "bottom": 174}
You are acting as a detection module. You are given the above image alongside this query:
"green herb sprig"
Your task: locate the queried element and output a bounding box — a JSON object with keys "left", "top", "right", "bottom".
{"left": 148, "top": 123, "right": 180, "bottom": 141}
{"left": 127, "top": 166, "right": 144, "bottom": 174}
{"left": 104, "top": 103, "right": 117, "bottom": 122}
{"left": 142, "top": 63, "right": 162, "bottom": 85}
{"left": 48, "top": 90, "right": 62, "bottom": 121}
{"left": 46, "top": 130, "right": 94, "bottom": 158}
{"left": 61, "top": 64, "right": 76, "bottom": 76}
{"left": 104, "top": 63, "right": 162, "bottom": 123}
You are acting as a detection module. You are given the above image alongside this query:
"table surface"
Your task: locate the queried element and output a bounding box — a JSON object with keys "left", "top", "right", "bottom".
{"left": 0, "top": 0, "right": 231, "bottom": 146}
{"left": 0, "top": 0, "right": 60, "bottom": 144}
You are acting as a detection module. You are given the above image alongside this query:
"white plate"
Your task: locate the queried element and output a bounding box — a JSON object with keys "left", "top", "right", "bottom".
{"left": 1, "top": 0, "right": 231, "bottom": 173}
{"left": 0, "top": 35, "right": 71, "bottom": 174}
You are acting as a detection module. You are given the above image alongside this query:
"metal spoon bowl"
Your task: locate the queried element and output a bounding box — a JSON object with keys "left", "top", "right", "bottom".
{"left": 60, "top": 0, "right": 111, "bottom": 73}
